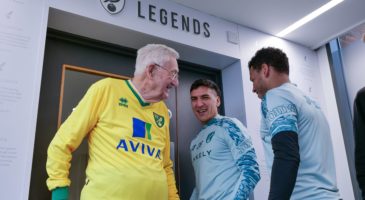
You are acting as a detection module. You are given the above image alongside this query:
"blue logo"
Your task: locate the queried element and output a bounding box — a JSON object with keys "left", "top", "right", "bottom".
{"left": 132, "top": 117, "right": 152, "bottom": 140}
{"left": 116, "top": 117, "right": 161, "bottom": 160}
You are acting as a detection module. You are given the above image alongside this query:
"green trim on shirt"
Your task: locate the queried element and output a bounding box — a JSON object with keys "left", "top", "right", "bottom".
{"left": 126, "top": 80, "right": 150, "bottom": 107}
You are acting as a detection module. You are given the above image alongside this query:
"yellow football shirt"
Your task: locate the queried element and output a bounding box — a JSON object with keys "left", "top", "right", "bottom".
{"left": 46, "top": 78, "right": 179, "bottom": 200}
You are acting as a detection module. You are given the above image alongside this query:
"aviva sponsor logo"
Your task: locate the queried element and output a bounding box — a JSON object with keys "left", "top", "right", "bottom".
{"left": 116, "top": 117, "right": 161, "bottom": 160}
{"left": 132, "top": 117, "right": 152, "bottom": 140}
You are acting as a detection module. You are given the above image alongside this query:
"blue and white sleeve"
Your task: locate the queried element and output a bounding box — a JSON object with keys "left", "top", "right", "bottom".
{"left": 261, "top": 93, "right": 298, "bottom": 137}
{"left": 224, "top": 119, "right": 260, "bottom": 200}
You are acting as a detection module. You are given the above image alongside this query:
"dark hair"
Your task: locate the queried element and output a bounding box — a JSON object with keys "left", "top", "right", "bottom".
{"left": 190, "top": 79, "right": 221, "bottom": 97}
{"left": 248, "top": 47, "right": 289, "bottom": 74}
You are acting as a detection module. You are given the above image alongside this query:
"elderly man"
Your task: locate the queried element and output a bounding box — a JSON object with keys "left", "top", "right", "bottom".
{"left": 46, "top": 44, "right": 180, "bottom": 200}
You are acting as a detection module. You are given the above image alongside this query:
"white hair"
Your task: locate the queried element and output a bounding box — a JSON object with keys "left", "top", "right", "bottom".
{"left": 134, "top": 44, "right": 179, "bottom": 76}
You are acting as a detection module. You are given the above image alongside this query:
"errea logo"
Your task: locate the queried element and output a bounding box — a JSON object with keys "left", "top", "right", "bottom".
{"left": 100, "top": 0, "right": 125, "bottom": 15}
{"left": 119, "top": 97, "right": 128, "bottom": 108}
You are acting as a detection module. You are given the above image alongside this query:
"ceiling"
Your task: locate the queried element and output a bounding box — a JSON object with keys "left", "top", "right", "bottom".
{"left": 339, "top": 22, "right": 365, "bottom": 48}
{"left": 170, "top": 0, "right": 365, "bottom": 50}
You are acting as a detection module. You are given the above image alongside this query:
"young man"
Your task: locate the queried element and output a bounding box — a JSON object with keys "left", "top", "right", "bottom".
{"left": 248, "top": 47, "right": 341, "bottom": 199}
{"left": 46, "top": 44, "right": 180, "bottom": 200}
{"left": 189, "top": 79, "right": 260, "bottom": 200}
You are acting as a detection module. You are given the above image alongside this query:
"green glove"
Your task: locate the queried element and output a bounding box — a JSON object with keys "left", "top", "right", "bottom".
{"left": 52, "top": 186, "right": 69, "bottom": 200}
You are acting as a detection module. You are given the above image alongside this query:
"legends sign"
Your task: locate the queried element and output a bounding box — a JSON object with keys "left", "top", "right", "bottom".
{"left": 137, "top": 1, "right": 211, "bottom": 38}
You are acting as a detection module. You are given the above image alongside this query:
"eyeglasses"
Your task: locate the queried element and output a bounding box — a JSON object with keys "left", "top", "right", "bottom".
{"left": 155, "top": 63, "right": 179, "bottom": 80}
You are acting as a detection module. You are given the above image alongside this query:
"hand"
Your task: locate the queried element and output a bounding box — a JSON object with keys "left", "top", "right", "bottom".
{"left": 52, "top": 186, "right": 69, "bottom": 200}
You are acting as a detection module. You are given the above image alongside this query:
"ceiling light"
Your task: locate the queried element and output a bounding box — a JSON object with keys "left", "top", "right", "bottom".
{"left": 276, "top": 0, "right": 344, "bottom": 37}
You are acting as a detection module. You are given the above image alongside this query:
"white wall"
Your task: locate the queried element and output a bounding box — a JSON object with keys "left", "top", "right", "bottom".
{"left": 341, "top": 40, "right": 365, "bottom": 114}
{"left": 222, "top": 60, "right": 247, "bottom": 124}
{"left": 0, "top": 0, "right": 48, "bottom": 199}
{"left": 317, "top": 46, "right": 355, "bottom": 199}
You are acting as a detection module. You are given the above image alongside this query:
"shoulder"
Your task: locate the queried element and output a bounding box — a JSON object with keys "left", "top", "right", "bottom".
{"left": 157, "top": 101, "right": 168, "bottom": 109}
{"left": 91, "top": 77, "right": 124, "bottom": 88}
{"left": 210, "top": 115, "right": 235, "bottom": 126}
{"left": 263, "top": 83, "right": 302, "bottom": 108}
{"left": 355, "top": 87, "right": 365, "bottom": 101}
{"left": 221, "top": 116, "right": 245, "bottom": 128}
{"left": 151, "top": 101, "right": 169, "bottom": 119}
{"left": 213, "top": 116, "right": 247, "bottom": 133}
{"left": 89, "top": 78, "right": 128, "bottom": 95}
{"left": 266, "top": 83, "right": 298, "bottom": 100}
{"left": 261, "top": 84, "right": 301, "bottom": 119}
{"left": 214, "top": 116, "right": 253, "bottom": 146}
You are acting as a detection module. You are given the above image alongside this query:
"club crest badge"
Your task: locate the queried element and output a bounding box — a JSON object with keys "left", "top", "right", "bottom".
{"left": 100, "top": 0, "right": 125, "bottom": 15}
{"left": 153, "top": 112, "right": 165, "bottom": 128}
{"left": 206, "top": 131, "right": 215, "bottom": 143}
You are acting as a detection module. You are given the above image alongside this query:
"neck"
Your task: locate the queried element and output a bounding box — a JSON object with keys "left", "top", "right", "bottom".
{"left": 131, "top": 75, "right": 159, "bottom": 103}
{"left": 268, "top": 73, "right": 290, "bottom": 90}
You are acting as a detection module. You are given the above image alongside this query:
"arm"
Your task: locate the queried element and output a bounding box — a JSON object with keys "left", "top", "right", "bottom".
{"left": 164, "top": 154, "right": 179, "bottom": 200}
{"left": 262, "top": 91, "right": 300, "bottom": 199}
{"left": 46, "top": 81, "right": 105, "bottom": 191}
{"left": 269, "top": 131, "right": 300, "bottom": 200}
{"left": 227, "top": 119, "right": 260, "bottom": 200}
{"left": 163, "top": 116, "right": 180, "bottom": 200}
{"left": 234, "top": 148, "right": 260, "bottom": 200}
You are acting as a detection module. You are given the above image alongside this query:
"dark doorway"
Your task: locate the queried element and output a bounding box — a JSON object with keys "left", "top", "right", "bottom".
{"left": 29, "top": 29, "right": 222, "bottom": 200}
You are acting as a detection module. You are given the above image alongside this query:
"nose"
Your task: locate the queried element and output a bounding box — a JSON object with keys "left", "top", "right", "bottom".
{"left": 252, "top": 88, "right": 256, "bottom": 93}
{"left": 195, "top": 98, "right": 204, "bottom": 107}
{"left": 172, "top": 77, "right": 179, "bottom": 87}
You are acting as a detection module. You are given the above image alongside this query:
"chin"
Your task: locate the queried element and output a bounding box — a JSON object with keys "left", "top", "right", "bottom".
{"left": 161, "top": 93, "right": 169, "bottom": 100}
{"left": 200, "top": 119, "right": 209, "bottom": 124}
{"left": 164, "top": 89, "right": 171, "bottom": 97}
{"left": 197, "top": 117, "right": 209, "bottom": 124}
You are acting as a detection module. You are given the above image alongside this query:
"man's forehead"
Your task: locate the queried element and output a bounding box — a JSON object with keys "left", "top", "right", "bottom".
{"left": 167, "top": 58, "right": 179, "bottom": 70}
{"left": 192, "top": 86, "right": 217, "bottom": 95}
{"left": 249, "top": 68, "right": 259, "bottom": 75}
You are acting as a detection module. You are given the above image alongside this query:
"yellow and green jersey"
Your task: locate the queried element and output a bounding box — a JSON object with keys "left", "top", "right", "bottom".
{"left": 46, "top": 78, "right": 179, "bottom": 200}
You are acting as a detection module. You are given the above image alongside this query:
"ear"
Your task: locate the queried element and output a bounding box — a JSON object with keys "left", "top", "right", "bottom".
{"left": 145, "top": 64, "right": 155, "bottom": 79}
{"left": 216, "top": 96, "right": 221, "bottom": 107}
{"left": 262, "top": 63, "right": 270, "bottom": 78}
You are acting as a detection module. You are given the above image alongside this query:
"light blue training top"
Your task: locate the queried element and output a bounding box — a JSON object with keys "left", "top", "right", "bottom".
{"left": 260, "top": 82, "right": 341, "bottom": 200}
{"left": 190, "top": 115, "right": 260, "bottom": 200}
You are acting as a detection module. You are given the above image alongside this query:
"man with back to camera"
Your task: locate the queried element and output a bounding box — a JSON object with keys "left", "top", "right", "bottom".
{"left": 248, "top": 47, "right": 341, "bottom": 199}
{"left": 46, "top": 44, "right": 180, "bottom": 200}
{"left": 354, "top": 87, "right": 365, "bottom": 199}
{"left": 189, "top": 79, "right": 260, "bottom": 200}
